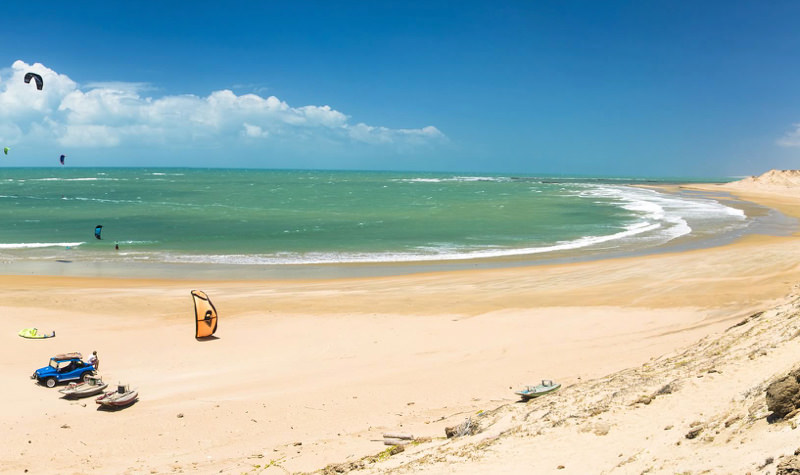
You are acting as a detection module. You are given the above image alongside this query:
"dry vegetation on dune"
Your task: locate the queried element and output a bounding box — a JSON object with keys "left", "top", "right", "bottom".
{"left": 316, "top": 287, "right": 800, "bottom": 474}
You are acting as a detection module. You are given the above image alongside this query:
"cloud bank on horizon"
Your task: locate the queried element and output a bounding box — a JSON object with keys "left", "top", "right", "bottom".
{"left": 0, "top": 60, "right": 445, "bottom": 159}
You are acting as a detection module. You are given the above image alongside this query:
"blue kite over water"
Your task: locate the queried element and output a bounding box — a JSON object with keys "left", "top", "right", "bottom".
{"left": 94, "top": 225, "right": 102, "bottom": 240}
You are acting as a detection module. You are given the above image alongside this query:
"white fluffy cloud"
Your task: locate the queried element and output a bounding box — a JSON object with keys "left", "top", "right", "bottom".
{"left": 0, "top": 60, "right": 445, "bottom": 151}
{"left": 348, "top": 123, "right": 445, "bottom": 145}
{"left": 778, "top": 124, "right": 800, "bottom": 147}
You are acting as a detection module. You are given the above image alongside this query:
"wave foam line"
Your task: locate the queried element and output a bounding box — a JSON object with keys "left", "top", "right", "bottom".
{"left": 154, "top": 221, "right": 663, "bottom": 265}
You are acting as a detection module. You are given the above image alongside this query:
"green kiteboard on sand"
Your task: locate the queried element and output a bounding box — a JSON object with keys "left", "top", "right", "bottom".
{"left": 18, "top": 328, "right": 55, "bottom": 339}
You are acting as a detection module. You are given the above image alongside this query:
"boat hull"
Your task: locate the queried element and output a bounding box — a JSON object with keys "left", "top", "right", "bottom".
{"left": 96, "top": 390, "right": 138, "bottom": 407}
{"left": 515, "top": 382, "right": 561, "bottom": 400}
{"left": 59, "top": 382, "right": 108, "bottom": 398}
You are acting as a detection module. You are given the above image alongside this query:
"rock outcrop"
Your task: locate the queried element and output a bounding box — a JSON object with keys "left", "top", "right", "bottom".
{"left": 777, "top": 454, "right": 800, "bottom": 475}
{"left": 767, "top": 368, "right": 800, "bottom": 419}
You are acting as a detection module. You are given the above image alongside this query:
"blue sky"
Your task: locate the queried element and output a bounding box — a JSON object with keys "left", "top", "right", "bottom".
{"left": 2, "top": 1, "right": 800, "bottom": 177}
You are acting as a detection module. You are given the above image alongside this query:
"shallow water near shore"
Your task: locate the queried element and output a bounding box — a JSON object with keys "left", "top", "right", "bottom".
{"left": 0, "top": 168, "right": 794, "bottom": 278}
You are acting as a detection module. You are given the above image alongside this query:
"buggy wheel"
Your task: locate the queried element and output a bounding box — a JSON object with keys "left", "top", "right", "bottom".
{"left": 45, "top": 377, "right": 56, "bottom": 388}
{"left": 82, "top": 372, "right": 92, "bottom": 382}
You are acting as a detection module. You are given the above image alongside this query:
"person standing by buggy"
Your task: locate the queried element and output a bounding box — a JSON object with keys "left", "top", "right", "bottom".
{"left": 88, "top": 351, "right": 99, "bottom": 371}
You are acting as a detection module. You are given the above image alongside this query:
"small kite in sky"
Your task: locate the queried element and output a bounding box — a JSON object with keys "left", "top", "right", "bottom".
{"left": 24, "top": 72, "right": 43, "bottom": 90}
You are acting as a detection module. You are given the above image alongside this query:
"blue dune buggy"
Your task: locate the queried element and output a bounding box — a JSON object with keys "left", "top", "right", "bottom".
{"left": 31, "top": 352, "right": 96, "bottom": 388}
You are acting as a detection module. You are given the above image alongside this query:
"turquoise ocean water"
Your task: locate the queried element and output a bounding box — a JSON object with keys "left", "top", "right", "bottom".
{"left": 0, "top": 168, "right": 773, "bottom": 271}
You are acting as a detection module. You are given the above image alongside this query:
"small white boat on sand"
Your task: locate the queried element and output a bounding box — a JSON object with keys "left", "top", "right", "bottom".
{"left": 515, "top": 379, "right": 561, "bottom": 400}
{"left": 59, "top": 374, "right": 107, "bottom": 398}
{"left": 96, "top": 383, "right": 138, "bottom": 408}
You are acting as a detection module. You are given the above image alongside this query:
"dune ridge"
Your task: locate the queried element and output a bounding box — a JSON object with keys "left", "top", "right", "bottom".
{"left": 326, "top": 289, "right": 800, "bottom": 474}
{"left": 722, "top": 169, "right": 800, "bottom": 196}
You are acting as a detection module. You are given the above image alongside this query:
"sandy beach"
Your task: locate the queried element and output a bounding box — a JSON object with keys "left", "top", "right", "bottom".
{"left": 4, "top": 172, "right": 800, "bottom": 474}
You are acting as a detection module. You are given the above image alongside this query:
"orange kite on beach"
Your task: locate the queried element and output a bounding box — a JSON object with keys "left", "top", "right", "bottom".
{"left": 192, "top": 290, "right": 218, "bottom": 339}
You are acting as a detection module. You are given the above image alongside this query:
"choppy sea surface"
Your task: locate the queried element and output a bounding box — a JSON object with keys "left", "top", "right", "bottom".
{"left": 0, "top": 168, "right": 785, "bottom": 273}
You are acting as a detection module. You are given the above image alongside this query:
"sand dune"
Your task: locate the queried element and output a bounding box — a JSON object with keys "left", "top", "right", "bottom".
{"left": 3, "top": 171, "right": 800, "bottom": 474}
{"left": 728, "top": 169, "right": 800, "bottom": 190}
{"left": 355, "top": 290, "right": 800, "bottom": 474}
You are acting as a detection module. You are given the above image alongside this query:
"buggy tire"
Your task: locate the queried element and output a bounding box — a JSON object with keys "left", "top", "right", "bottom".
{"left": 45, "top": 377, "right": 56, "bottom": 388}
{"left": 81, "top": 372, "right": 92, "bottom": 382}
